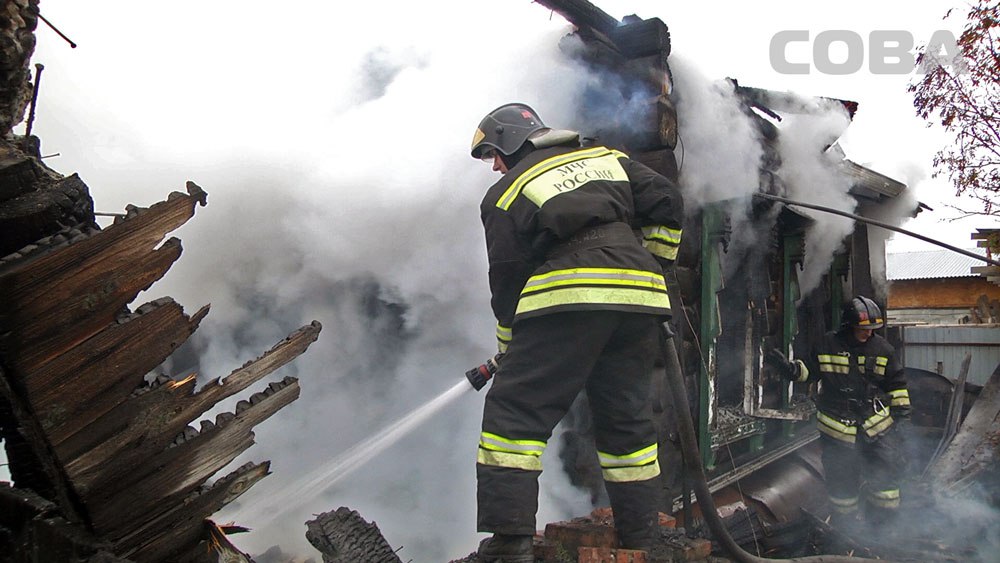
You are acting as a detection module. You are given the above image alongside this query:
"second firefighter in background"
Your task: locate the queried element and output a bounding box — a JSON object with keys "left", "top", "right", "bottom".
{"left": 766, "top": 295, "right": 911, "bottom": 525}
{"left": 469, "top": 103, "right": 684, "bottom": 561}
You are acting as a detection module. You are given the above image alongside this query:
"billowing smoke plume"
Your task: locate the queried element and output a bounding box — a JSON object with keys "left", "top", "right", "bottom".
{"left": 669, "top": 56, "right": 764, "bottom": 207}
{"left": 773, "top": 100, "right": 856, "bottom": 296}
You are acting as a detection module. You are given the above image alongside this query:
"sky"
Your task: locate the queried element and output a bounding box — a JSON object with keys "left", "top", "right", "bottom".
{"left": 6, "top": 0, "right": 999, "bottom": 561}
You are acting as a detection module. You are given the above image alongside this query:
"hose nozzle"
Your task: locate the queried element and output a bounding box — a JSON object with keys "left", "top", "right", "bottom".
{"left": 465, "top": 354, "right": 502, "bottom": 391}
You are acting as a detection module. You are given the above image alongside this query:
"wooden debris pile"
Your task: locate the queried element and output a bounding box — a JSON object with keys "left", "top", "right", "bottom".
{"left": 0, "top": 3, "right": 323, "bottom": 560}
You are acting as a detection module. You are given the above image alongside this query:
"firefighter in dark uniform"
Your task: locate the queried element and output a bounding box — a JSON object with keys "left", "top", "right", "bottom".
{"left": 469, "top": 103, "right": 684, "bottom": 561}
{"left": 766, "top": 295, "right": 911, "bottom": 526}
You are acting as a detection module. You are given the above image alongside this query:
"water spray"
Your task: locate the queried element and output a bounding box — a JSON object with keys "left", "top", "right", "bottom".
{"left": 230, "top": 356, "right": 499, "bottom": 529}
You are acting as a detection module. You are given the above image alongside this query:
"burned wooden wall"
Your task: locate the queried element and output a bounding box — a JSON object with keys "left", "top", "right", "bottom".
{"left": 0, "top": 3, "right": 323, "bottom": 561}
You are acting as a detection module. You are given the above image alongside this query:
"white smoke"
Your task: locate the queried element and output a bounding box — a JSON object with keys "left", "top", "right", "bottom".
{"left": 669, "top": 56, "right": 764, "bottom": 207}
{"left": 24, "top": 1, "right": 595, "bottom": 561}
{"left": 773, "top": 101, "right": 856, "bottom": 296}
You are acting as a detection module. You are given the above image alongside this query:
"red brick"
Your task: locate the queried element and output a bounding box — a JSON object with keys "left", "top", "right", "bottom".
{"left": 657, "top": 512, "right": 677, "bottom": 529}
{"left": 577, "top": 546, "right": 647, "bottom": 563}
{"left": 590, "top": 506, "right": 615, "bottom": 525}
{"left": 544, "top": 518, "right": 618, "bottom": 554}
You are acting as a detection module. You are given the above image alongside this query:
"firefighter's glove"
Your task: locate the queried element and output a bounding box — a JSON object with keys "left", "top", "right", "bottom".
{"left": 764, "top": 348, "right": 798, "bottom": 381}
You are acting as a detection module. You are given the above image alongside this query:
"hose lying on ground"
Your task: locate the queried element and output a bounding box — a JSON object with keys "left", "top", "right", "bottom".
{"left": 659, "top": 332, "right": 896, "bottom": 563}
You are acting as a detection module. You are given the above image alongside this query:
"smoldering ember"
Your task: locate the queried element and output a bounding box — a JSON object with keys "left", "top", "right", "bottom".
{"left": 2, "top": 1, "right": 999, "bottom": 562}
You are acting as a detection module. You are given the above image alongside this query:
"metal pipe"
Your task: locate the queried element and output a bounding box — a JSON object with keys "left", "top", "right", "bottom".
{"left": 752, "top": 192, "right": 1000, "bottom": 268}
{"left": 38, "top": 13, "right": 77, "bottom": 48}
{"left": 24, "top": 63, "right": 43, "bottom": 138}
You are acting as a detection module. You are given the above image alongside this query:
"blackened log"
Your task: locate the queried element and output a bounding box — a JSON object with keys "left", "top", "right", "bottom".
{"left": 306, "top": 507, "right": 403, "bottom": 563}
{"left": 62, "top": 322, "right": 321, "bottom": 478}
{"left": 0, "top": 183, "right": 206, "bottom": 371}
{"left": 113, "top": 463, "right": 270, "bottom": 561}
{"left": 607, "top": 17, "right": 670, "bottom": 58}
{"left": 849, "top": 225, "right": 875, "bottom": 299}
{"left": 25, "top": 298, "right": 207, "bottom": 447}
{"left": 83, "top": 381, "right": 300, "bottom": 536}
{"left": 534, "top": 0, "right": 620, "bottom": 37}
{"left": 0, "top": 366, "right": 84, "bottom": 523}
{"left": 0, "top": 173, "right": 96, "bottom": 259}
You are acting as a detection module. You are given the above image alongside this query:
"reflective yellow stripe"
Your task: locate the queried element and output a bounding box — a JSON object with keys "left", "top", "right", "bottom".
{"left": 496, "top": 323, "right": 512, "bottom": 353}
{"left": 603, "top": 460, "right": 660, "bottom": 483}
{"left": 795, "top": 360, "right": 810, "bottom": 382}
{"left": 496, "top": 147, "right": 618, "bottom": 210}
{"left": 818, "top": 354, "right": 850, "bottom": 374}
{"left": 641, "top": 226, "right": 682, "bottom": 261}
{"left": 516, "top": 286, "right": 670, "bottom": 316}
{"left": 829, "top": 495, "right": 859, "bottom": 513}
{"left": 642, "top": 239, "right": 679, "bottom": 261}
{"left": 863, "top": 407, "right": 893, "bottom": 437}
{"left": 597, "top": 444, "right": 658, "bottom": 468}
{"left": 479, "top": 432, "right": 545, "bottom": 455}
{"left": 522, "top": 267, "right": 667, "bottom": 293}
{"left": 857, "top": 355, "right": 888, "bottom": 375}
{"left": 867, "top": 489, "right": 900, "bottom": 508}
{"left": 817, "top": 412, "right": 856, "bottom": 443}
{"left": 818, "top": 354, "right": 850, "bottom": 365}
{"left": 478, "top": 448, "right": 543, "bottom": 471}
{"left": 889, "top": 388, "right": 910, "bottom": 407}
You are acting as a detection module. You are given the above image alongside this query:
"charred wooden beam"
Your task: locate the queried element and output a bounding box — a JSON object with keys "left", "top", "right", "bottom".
{"left": 62, "top": 321, "right": 321, "bottom": 479}
{"left": 607, "top": 17, "right": 670, "bottom": 59}
{"left": 534, "top": 0, "right": 620, "bottom": 37}
{"left": 83, "top": 378, "right": 300, "bottom": 536}
{"left": 113, "top": 462, "right": 270, "bottom": 561}
{"left": 25, "top": 298, "right": 208, "bottom": 448}
{"left": 0, "top": 172, "right": 96, "bottom": 259}
{"left": 0, "top": 182, "right": 207, "bottom": 371}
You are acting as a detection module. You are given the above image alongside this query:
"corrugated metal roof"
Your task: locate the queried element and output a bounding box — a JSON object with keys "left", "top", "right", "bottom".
{"left": 887, "top": 248, "right": 987, "bottom": 280}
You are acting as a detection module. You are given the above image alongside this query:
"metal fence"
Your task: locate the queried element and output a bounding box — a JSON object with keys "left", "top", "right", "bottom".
{"left": 900, "top": 325, "right": 1000, "bottom": 385}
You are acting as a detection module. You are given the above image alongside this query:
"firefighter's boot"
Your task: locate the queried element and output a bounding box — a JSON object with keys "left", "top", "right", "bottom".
{"left": 477, "top": 534, "right": 534, "bottom": 562}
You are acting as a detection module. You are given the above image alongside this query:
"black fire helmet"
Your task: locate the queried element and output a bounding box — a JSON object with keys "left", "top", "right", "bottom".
{"left": 842, "top": 295, "right": 885, "bottom": 329}
{"left": 470, "top": 103, "right": 547, "bottom": 160}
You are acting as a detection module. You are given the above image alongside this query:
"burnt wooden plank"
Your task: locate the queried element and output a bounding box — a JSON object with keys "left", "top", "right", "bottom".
{"left": 28, "top": 298, "right": 207, "bottom": 447}
{"left": 84, "top": 380, "right": 299, "bottom": 535}
{"left": 0, "top": 183, "right": 206, "bottom": 369}
{"left": 114, "top": 462, "right": 270, "bottom": 561}
{"left": 534, "top": 0, "right": 620, "bottom": 36}
{"left": 6, "top": 238, "right": 186, "bottom": 376}
{"left": 62, "top": 321, "right": 321, "bottom": 476}
{"left": 927, "top": 362, "right": 1000, "bottom": 490}
{"left": 608, "top": 17, "right": 671, "bottom": 59}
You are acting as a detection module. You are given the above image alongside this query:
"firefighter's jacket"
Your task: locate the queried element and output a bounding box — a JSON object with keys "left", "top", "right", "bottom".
{"left": 792, "top": 330, "right": 911, "bottom": 443}
{"left": 480, "top": 145, "right": 684, "bottom": 352}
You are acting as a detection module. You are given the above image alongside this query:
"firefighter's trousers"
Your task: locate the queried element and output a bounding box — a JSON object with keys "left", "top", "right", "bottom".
{"left": 820, "top": 424, "right": 905, "bottom": 515}
{"left": 477, "top": 310, "right": 662, "bottom": 548}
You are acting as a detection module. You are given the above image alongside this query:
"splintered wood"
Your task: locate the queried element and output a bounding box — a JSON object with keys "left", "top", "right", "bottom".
{"left": 0, "top": 182, "right": 322, "bottom": 562}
